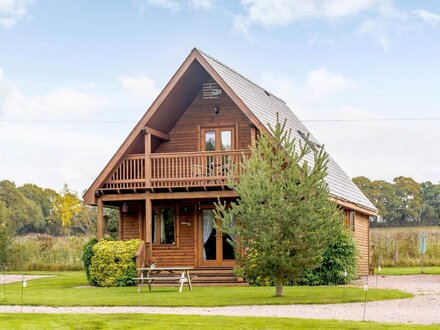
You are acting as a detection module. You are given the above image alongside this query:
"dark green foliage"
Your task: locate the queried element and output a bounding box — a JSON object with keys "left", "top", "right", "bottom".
{"left": 298, "top": 228, "right": 357, "bottom": 285}
{"left": 354, "top": 177, "right": 440, "bottom": 227}
{"left": 82, "top": 237, "right": 98, "bottom": 285}
{"left": 0, "top": 201, "right": 11, "bottom": 269}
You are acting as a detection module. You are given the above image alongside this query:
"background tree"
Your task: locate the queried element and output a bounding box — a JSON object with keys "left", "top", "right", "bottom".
{"left": 51, "top": 184, "right": 82, "bottom": 235}
{"left": 0, "top": 180, "right": 45, "bottom": 234}
{"left": 421, "top": 182, "right": 440, "bottom": 226}
{"left": 0, "top": 201, "right": 11, "bottom": 268}
{"left": 393, "top": 176, "right": 423, "bottom": 226}
{"left": 216, "top": 118, "right": 343, "bottom": 297}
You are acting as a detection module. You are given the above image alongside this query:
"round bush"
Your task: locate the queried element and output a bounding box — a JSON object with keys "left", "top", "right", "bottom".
{"left": 89, "top": 239, "right": 141, "bottom": 287}
{"left": 298, "top": 228, "right": 358, "bottom": 285}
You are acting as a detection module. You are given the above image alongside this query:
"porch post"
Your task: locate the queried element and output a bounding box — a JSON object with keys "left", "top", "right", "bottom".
{"left": 97, "top": 197, "right": 104, "bottom": 240}
{"left": 145, "top": 193, "right": 153, "bottom": 258}
{"left": 144, "top": 131, "right": 151, "bottom": 188}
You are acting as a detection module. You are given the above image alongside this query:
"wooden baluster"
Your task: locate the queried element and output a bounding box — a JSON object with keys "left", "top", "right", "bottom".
{"left": 145, "top": 132, "right": 151, "bottom": 188}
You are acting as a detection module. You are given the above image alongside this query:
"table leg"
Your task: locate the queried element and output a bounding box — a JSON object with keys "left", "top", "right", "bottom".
{"left": 186, "top": 270, "right": 192, "bottom": 291}
{"left": 179, "top": 271, "right": 185, "bottom": 293}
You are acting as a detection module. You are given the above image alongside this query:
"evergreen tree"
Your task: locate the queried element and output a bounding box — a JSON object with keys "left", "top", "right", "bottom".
{"left": 216, "top": 116, "right": 343, "bottom": 296}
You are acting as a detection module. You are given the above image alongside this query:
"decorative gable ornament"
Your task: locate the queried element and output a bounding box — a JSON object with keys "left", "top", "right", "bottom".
{"left": 202, "top": 82, "right": 222, "bottom": 99}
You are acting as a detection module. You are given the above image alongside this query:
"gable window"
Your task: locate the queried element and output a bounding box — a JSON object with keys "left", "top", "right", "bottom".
{"left": 152, "top": 207, "right": 176, "bottom": 244}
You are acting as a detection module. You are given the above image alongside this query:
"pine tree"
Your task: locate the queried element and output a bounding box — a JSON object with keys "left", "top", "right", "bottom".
{"left": 216, "top": 116, "right": 343, "bottom": 296}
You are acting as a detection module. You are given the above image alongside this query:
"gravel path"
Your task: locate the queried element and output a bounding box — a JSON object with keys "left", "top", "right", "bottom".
{"left": 1, "top": 275, "right": 50, "bottom": 284}
{"left": 0, "top": 275, "right": 439, "bottom": 325}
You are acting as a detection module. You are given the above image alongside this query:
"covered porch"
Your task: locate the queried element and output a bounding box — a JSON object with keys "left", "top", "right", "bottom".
{"left": 96, "top": 191, "right": 239, "bottom": 271}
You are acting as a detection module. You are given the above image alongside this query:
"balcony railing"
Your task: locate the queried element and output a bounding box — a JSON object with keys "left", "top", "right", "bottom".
{"left": 102, "top": 149, "right": 251, "bottom": 190}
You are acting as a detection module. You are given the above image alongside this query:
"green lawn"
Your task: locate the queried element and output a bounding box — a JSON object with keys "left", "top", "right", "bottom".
{"left": 0, "top": 313, "right": 437, "bottom": 329}
{"left": 0, "top": 272, "right": 411, "bottom": 307}
{"left": 377, "top": 267, "right": 440, "bottom": 275}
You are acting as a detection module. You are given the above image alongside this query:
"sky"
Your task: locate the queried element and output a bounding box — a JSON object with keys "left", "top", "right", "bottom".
{"left": 0, "top": 0, "right": 440, "bottom": 194}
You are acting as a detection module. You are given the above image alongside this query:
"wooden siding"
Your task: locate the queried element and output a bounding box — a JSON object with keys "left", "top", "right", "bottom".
{"left": 121, "top": 210, "right": 141, "bottom": 241}
{"left": 352, "top": 212, "right": 370, "bottom": 275}
{"left": 155, "top": 84, "right": 252, "bottom": 153}
{"left": 152, "top": 204, "right": 196, "bottom": 267}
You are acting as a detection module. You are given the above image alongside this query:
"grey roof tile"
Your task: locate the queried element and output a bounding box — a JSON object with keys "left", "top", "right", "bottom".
{"left": 199, "top": 49, "right": 377, "bottom": 212}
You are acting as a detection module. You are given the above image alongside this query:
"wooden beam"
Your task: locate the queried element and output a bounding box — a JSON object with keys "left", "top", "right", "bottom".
{"left": 150, "top": 190, "right": 238, "bottom": 200}
{"left": 101, "top": 193, "right": 146, "bottom": 201}
{"left": 97, "top": 197, "right": 104, "bottom": 240}
{"left": 145, "top": 196, "right": 152, "bottom": 244}
{"left": 331, "top": 197, "right": 378, "bottom": 216}
{"left": 144, "top": 127, "right": 170, "bottom": 141}
{"left": 83, "top": 49, "right": 197, "bottom": 205}
{"left": 145, "top": 132, "right": 152, "bottom": 188}
{"left": 118, "top": 207, "right": 123, "bottom": 240}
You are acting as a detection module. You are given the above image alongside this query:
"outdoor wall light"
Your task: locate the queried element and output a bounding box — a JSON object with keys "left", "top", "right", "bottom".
{"left": 214, "top": 105, "right": 219, "bottom": 115}
{"left": 122, "top": 202, "right": 128, "bottom": 213}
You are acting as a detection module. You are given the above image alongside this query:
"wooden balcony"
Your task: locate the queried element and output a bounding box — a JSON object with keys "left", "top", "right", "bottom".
{"left": 102, "top": 149, "right": 251, "bottom": 191}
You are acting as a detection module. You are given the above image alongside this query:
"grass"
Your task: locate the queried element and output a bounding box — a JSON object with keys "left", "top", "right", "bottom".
{"left": 377, "top": 266, "right": 440, "bottom": 275}
{"left": 0, "top": 272, "right": 412, "bottom": 307}
{"left": 0, "top": 313, "right": 437, "bottom": 329}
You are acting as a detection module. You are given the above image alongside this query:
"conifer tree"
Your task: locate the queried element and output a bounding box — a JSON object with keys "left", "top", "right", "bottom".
{"left": 216, "top": 116, "right": 343, "bottom": 296}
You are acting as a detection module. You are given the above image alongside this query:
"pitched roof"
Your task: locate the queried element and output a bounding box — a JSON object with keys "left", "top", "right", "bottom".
{"left": 84, "top": 48, "right": 377, "bottom": 213}
{"left": 198, "top": 49, "right": 377, "bottom": 212}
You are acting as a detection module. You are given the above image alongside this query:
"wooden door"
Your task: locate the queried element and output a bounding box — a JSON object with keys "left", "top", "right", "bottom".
{"left": 198, "top": 208, "right": 235, "bottom": 267}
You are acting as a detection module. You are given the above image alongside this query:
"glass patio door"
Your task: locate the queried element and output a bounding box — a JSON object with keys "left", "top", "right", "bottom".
{"left": 199, "top": 209, "right": 235, "bottom": 266}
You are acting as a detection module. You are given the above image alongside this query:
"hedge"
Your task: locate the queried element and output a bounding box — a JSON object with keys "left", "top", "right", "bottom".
{"left": 89, "top": 239, "right": 141, "bottom": 287}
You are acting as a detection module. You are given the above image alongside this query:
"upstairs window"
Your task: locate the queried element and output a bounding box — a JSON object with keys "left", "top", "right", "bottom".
{"left": 152, "top": 207, "right": 176, "bottom": 244}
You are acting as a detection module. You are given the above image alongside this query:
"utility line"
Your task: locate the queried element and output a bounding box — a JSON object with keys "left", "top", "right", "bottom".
{"left": 0, "top": 118, "right": 440, "bottom": 124}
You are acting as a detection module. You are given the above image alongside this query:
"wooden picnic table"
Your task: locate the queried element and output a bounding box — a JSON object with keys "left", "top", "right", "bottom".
{"left": 134, "top": 267, "right": 193, "bottom": 293}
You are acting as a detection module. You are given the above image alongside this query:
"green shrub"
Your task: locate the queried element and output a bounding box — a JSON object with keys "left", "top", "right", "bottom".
{"left": 82, "top": 238, "right": 98, "bottom": 285}
{"left": 89, "top": 239, "right": 141, "bottom": 287}
{"left": 298, "top": 229, "right": 357, "bottom": 285}
{"left": 246, "top": 229, "right": 357, "bottom": 286}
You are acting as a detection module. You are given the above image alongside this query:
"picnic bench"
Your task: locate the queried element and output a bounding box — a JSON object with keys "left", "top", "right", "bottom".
{"left": 134, "top": 267, "right": 193, "bottom": 293}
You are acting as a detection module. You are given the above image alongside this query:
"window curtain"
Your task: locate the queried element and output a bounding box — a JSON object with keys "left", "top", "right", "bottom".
{"left": 160, "top": 209, "right": 166, "bottom": 244}
{"left": 202, "top": 210, "right": 215, "bottom": 260}
{"left": 229, "top": 215, "right": 237, "bottom": 242}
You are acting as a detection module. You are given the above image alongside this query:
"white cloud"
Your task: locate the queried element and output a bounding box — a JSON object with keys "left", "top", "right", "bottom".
{"left": 234, "top": 0, "right": 409, "bottom": 51}
{"left": 136, "top": 0, "right": 181, "bottom": 12}
{"left": 0, "top": 0, "right": 34, "bottom": 28}
{"left": 190, "top": 0, "right": 213, "bottom": 10}
{"left": 135, "top": 0, "right": 213, "bottom": 13}
{"left": 413, "top": 9, "right": 440, "bottom": 26}
{"left": 0, "top": 68, "right": 106, "bottom": 119}
{"left": 259, "top": 69, "right": 440, "bottom": 183}
{"left": 119, "top": 75, "right": 161, "bottom": 103}
{"left": 0, "top": 122, "right": 124, "bottom": 193}
{"left": 235, "top": 0, "right": 381, "bottom": 29}
{"left": 304, "top": 68, "right": 355, "bottom": 98}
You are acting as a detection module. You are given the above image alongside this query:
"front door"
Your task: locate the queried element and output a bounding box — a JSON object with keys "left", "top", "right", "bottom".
{"left": 198, "top": 209, "right": 235, "bottom": 267}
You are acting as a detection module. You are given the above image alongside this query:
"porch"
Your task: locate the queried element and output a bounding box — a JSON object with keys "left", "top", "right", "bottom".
{"left": 97, "top": 197, "right": 244, "bottom": 284}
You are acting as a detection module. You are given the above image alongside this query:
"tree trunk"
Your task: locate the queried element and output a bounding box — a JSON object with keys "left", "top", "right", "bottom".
{"left": 275, "top": 275, "right": 283, "bottom": 297}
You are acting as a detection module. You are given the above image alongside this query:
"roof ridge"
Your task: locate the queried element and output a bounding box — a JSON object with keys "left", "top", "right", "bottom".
{"left": 196, "top": 48, "right": 286, "bottom": 105}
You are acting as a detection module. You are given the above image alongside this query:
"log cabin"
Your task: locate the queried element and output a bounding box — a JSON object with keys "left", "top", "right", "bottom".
{"left": 83, "top": 48, "right": 378, "bottom": 283}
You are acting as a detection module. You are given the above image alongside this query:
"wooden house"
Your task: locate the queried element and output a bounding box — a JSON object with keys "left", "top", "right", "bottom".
{"left": 83, "top": 48, "right": 377, "bottom": 282}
